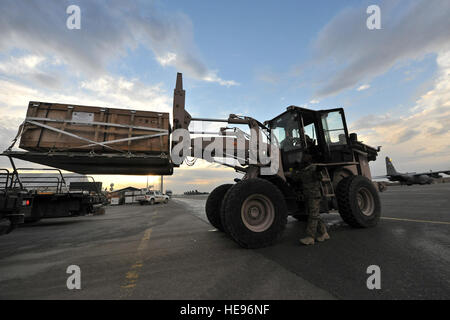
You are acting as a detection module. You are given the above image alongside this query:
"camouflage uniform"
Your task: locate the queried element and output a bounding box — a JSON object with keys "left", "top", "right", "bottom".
{"left": 298, "top": 165, "right": 327, "bottom": 238}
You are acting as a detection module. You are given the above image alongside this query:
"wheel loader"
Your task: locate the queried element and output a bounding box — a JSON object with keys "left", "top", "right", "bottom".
{"left": 4, "top": 73, "right": 381, "bottom": 248}
{"left": 171, "top": 73, "right": 382, "bottom": 248}
{"left": 201, "top": 105, "right": 381, "bottom": 248}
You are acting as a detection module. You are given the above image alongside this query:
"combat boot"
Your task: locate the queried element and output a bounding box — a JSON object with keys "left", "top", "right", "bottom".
{"left": 316, "top": 232, "right": 330, "bottom": 242}
{"left": 300, "top": 236, "right": 315, "bottom": 245}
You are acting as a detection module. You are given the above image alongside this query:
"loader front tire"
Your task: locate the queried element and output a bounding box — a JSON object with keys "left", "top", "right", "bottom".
{"left": 205, "top": 184, "right": 233, "bottom": 231}
{"left": 221, "top": 178, "right": 287, "bottom": 249}
{"left": 336, "top": 175, "right": 380, "bottom": 228}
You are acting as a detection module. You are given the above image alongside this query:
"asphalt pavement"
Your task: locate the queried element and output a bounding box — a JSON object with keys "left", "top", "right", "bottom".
{"left": 0, "top": 183, "right": 449, "bottom": 299}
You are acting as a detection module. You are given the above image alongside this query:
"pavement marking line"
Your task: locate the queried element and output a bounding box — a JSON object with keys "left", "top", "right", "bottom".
{"left": 381, "top": 217, "right": 450, "bottom": 225}
{"left": 120, "top": 227, "right": 153, "bottom": 296}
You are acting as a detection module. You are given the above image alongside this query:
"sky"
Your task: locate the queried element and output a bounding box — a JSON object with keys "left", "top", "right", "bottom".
{"left": 0, "top": 0, "right": 449, "bottom": 193}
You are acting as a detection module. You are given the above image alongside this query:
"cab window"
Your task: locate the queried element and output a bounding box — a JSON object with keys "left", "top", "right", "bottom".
{"left": 271, "top": 112, "right": 302, "bottom": 151}
{"left": 321, "top": 111, "right": 347, "bottom": 145}
{"left": 303, "top": 122, "right": 317, "bottom": 146}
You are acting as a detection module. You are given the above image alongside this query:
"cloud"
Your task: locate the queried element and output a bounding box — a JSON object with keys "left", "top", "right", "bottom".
{"left": 0, "top": 0, "right": 236, "bottom": 86}
{"left": 351, "top": 50, "right": 450, "bottom": 174}
{"left": 0, "top": 54, "right": 61, "bottom": 88}
{"left": 0, "top": 80, "right": 47, "bottom": 119}
{"left": 427, "top": 126, "right": 449, "bottom": 136}
{"left": 393, "top": 128, "right": 420, "bottom": 144}
{"left": 79, "top": 76, "right": 171, "bottom": 112}
{"left": 201, "top": 71, "right": 239, "bottom": 87}
{"left": 156, "top": 52, "right": 177, "bottom": 67}
{"left": 0, "top": 55, "right": 45, "bottom": 74}
{"left": 357, "top": 84, "right": 370, "bottom": 91}
{"left": 314, "top": 0, "right": 450, "bottom": 97}
{"left": 351, "top": 113, "right": 398, "bottom": 130}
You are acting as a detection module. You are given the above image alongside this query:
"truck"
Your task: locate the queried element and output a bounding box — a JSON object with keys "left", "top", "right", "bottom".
{"left": 136, "top": 190, "right": 169, "bottom": 205}
{"left": 3, "top": 73, "right": 381, "bottom": 248}
{"left": 1, "top": 155, "right": 105, "bottom": 224}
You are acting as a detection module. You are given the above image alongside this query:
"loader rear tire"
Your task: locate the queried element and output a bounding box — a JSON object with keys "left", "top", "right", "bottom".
{"left": 206, "top": 184, "right": 233, "bottom": 231}
{"left": 221, "top": 178, "right": 287, "bottom": 249}
{"left": 336, "top": 175, "right": 380, "bottom": 228}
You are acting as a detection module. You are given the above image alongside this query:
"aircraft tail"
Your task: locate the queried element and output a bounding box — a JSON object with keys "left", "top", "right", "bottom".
{"left": 385, "top": 157, "right": 399, "bottom": 176}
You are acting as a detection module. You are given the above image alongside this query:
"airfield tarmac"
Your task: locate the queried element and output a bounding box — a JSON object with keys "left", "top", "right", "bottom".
{"left": 0, "top": 183, "right": 449, "bottom": 299}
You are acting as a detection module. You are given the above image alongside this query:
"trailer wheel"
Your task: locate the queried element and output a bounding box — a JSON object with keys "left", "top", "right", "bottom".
{"left": 221, "top": 178, "right": 287, "bottom": 248}
{"left": 205, "top": 184, "right": 233, "bottom": 231}
{"left": 336, "top": 175, "right": 380, "bottom": 228}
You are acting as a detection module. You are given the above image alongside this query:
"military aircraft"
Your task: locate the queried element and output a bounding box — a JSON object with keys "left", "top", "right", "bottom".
{"left": 374, "top": 157, "right": 450, "bottom": 185}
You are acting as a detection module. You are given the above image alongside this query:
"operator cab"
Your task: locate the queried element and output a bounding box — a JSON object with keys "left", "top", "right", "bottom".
{"left": 267, "top": 106, "right": 353, "bottom": 171}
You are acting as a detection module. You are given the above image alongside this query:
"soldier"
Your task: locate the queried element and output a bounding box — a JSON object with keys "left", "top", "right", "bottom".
{"left": 297, "top": 138, "right": 330, "bottom": 245}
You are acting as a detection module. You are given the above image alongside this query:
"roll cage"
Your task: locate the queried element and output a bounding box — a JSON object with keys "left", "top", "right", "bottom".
{"left": 266, "top": 106, "right": 354, "bottom": 169}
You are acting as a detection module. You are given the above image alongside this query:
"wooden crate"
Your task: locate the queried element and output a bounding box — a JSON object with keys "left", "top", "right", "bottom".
{"left": 19, "top": 101, "right": 170, "bottom": 154}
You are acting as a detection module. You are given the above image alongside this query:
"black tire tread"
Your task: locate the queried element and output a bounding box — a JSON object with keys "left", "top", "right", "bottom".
{"left": 221, "top": 178, "right": 287, "bottom": 249}
{"left": 336, "top": 175, "right": 380, "bottom": 228}
{"left": 205, "top": 184, "right": 233, "bottom": 231}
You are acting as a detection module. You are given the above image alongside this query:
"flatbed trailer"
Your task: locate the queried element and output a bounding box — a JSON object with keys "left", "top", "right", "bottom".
{"left": 2, "top": 156, "right": 105, "bottom": 223}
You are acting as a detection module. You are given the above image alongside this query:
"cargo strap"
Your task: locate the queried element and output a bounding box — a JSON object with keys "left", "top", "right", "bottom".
{"left": 26, "top": 120, "right": 124, "bottom": 153}
{"left": 77, "top": 132, "right": 168, "bottom": 149}
{"left": 24, "top": 117, "right": 169, "bottom": 133}
{"left": 54, "top": 108, "right": 74, "bottom": 148}
{"left": 10, "top": 117, "right": 170, "bottom": 153}
{"left": 6, "top": 121, "right": 25, "bottom": 151}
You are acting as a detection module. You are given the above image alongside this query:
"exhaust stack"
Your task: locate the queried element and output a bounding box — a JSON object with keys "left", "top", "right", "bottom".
{"left": 172, "top": 73, "right": 191, "bottom": 130}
